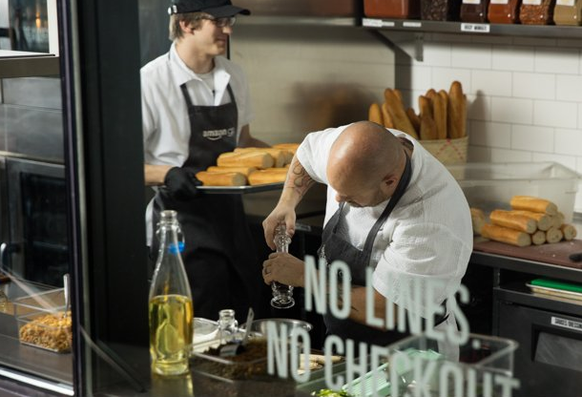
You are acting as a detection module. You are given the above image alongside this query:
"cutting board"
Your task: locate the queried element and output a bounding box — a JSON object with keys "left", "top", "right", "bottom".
{"left": 473, "top": 238, "right": 582, "bottom": 269}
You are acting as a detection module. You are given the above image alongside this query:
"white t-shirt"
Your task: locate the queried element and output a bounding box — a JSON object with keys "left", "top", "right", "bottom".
{"left": 296, "top": 124, "right": 473, "bottom": 318}
{"left": 140, "top": 43, "right": 254, "bottom": 243}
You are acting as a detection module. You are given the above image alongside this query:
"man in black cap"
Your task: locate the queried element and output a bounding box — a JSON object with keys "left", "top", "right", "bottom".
{"left": 141, "top": 0, "right": 268, "bottom": 323}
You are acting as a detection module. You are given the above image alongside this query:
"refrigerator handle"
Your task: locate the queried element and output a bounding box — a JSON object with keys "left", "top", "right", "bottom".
{"left": 0, "top": 242, "right": 19, "bottom": 269}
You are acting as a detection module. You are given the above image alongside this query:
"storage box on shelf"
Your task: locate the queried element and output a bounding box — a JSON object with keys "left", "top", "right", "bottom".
{"left": 446, "top": 162, "right": 580, "bottom": 223}
{"left": 13, "top": 287, "right": 71, "bottom": 353}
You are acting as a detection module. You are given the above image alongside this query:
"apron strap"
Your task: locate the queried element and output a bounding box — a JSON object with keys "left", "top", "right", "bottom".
{"left": 179, "top": 81, "right": 238, "bottom": 109}
{"left": 361, "top": 151, "right": 412, "bottom": 255}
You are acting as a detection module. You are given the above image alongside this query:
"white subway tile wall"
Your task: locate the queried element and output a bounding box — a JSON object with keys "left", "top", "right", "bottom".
{"left": 396, "top": 35, "right": 582, "bottom": 212}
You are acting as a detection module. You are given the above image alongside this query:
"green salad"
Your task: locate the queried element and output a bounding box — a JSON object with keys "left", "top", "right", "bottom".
{"left": 311, "top": 389, "right": 354, "bottom": 397}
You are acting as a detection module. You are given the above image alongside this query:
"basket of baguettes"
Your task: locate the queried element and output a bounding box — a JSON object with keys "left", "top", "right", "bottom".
{"left": 471, "top": 196, "right": 578, "bottom": 247}
{"left": 195, "top": 143, "right": 299, "bottom": 187}
{"left": 369, "top": 81, "right": 468, "bottom": 165}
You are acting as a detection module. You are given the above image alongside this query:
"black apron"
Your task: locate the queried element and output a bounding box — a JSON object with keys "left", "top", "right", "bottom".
{"left": 318, "top": 152, "right": 448, "bottom": 347}
{"left": 151, "top": 80, "right": 261, "bottom": 323}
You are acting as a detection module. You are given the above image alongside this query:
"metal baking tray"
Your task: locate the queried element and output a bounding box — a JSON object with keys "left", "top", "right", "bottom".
{"left": 197, "top": 182, "right": 283, "bottom": 195}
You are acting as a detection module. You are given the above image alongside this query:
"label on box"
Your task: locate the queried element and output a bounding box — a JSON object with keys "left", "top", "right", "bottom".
{"left": 523, "top": 0, "right": 542, "bottom": 4}
{"left": 551, "top": 316, "right": 582, "bottom": 332}
{"left": 463, "top": 0, "right": 481, "bottom": 4}
{"left": 557, "top": 0, "right": 575, "bottom": 5}
{"left": 403, "top": 21, "right": 422, "bottom": 28}
{"left": 362, "top": 18, "right": 383, "bottom": 27}
{"left": 490, "top": 0, "right": 509, "bottom": 4}
{"left": 461, "top": 23, "right": 490, "bottom": 33}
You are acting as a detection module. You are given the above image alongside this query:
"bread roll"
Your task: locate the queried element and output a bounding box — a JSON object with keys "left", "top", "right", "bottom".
{"left": 217, "top": 152, "right": 274, "bottom": 169}
{"left": 531, "top": 230, "right": 546, "bottom": 246}
{"left": 511, "top": 210, "right": 552, "bottom": 231}
{"left": 195, "top": 171, "right": 247, "bottom": 186}
{"left": 470, "top": 208, "right": 486, "bottom": 236}
{"left": 481, "top": 224, "right": 532, "bottom": 247}
{"left": 560, "top": 224, "right": 577, "bottom": 241}
{"left": 206, "top": 166, "right": 257, "bottom": 177}
{"left": 510, "top": 196, "right": 558, "bottom": 216}
{"left": 369, "top": 103, "right": 384, "bottom": 125}
{"left": 233, "top": 148, "right": 288, "bottom": 167}
{"left": 384, "top": 89, "right": 419, "bottom": 139}
{"left": 248, "top": 169, "right": 288, "bottom": 185}
{"left": 273, "top": 143, "right": 300, "bottom": 154}
{"left": 549, "top": 212, "right": 565, "bottom": 229}
{"left": 381, "top": 102, "right": 395, "bottom": 129}
{"left": 545, "top": 227, "right": 564, "bottom": 244}
{"left": 490, "top": 209, "right": 537, "bottom": 233}
{"left": 432, "top": 92, "right": 447, "bottom": 140}
{"left": 406, "top": 108, "right": 421, "bottom": 135}
{"left": 447, "top": 81, "right": 466, "bottom": 139}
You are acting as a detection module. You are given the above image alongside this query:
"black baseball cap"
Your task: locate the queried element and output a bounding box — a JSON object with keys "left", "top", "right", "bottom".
{"left": 168, "top": 0, "right": 250, "bottom": 17}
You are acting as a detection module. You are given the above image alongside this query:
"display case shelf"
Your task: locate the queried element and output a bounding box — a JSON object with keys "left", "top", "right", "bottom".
{"left": 362, "top": 17, "right": 582, "bottom": 39}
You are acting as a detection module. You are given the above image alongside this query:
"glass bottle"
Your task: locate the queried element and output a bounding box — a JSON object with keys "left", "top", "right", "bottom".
{"left": 519, "top": 0, "right": 555, "bottom": 24}
{"left": 270, "top": 224, "right": 295, "bottom": 309}
{"left": 488, "top": 0, "right": 522, "bottom": 23}
{"left": 217, "top": 309, "right": 239, "bottom": 343}
{"left": 149, "top": 210, "right": 193, "bottom": 376}
{"left": 554, "top": 0, "right": 582, "bottom": 25}
{"left": 461, "top": 0, "right": 491, "bottom": 22}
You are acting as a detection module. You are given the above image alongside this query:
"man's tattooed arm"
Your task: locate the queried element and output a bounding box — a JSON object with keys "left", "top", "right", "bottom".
{"left": 284, "top": 156, "right": 316, "bottom": 200}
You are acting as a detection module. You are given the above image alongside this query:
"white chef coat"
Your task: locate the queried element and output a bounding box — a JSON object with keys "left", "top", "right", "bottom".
{"left": 296, "top": 124, "right": 473, "bottom": 320}
{"left": 140, "top": 43, "right": 254, "bottom": 244}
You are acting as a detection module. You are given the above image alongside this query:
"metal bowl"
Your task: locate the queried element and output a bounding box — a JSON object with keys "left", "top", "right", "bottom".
{"left": 244, "top": 318, "right": 312, "bottom": 338}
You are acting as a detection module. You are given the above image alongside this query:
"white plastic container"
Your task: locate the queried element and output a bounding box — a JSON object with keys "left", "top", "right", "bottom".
{"left": 446, "top": 162, "right": 580, "bottom": 223}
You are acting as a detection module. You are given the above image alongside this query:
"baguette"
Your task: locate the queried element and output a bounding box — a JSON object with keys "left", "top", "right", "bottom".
{"left": 425, "top": 88, "right": 437, "bottom": 100}
{"left": 406, "top": 108, "right": 421, "bottom": 135}
{"left": 481, "top": 224, "right": 532, "bottom": 247}
{"left": 470, "top": 207, "right": 486, "bottom": 236}
{"left": 381, "top": 102, "right": 395, "bottom": 129}
{"left": 369, "top": 103, "right": 384, "bottom": 125}
{"left": 419, "top": 96, "right": 438, "bottom": 140}
{"left": 195, "top": 171, "right": 247, "bottom": 186}
{"left": 531, "top": 230, "right": 546, "bottom": 246}
{"left": 511, "top": 210, "right": 552, "bottom": 231}
{"left": 560, "top": 224, "right": 577, "bottom": 241}
{"left": 545, "top": 227, "right": 564, "bottom": 244}
{"left": 233, "top": 147, "right": 289, "bottom": 167}
{"left": 206, "top": 166, "right": 257, "bottom": 177}
{"left": 272, "top": 143, "right": 300, "bottom": 154}
{"left": 432, "top": 92, "right": 447, "bottom": 140}
{"left": 217, "top": 151, "right": 274, "bottom": 169}
{"left": 510, "top": 196, "right": 558, "bottom": 216}
{"left": 384, "top": 89, "right": 419, "bottom": 139}
{"left": 248, "top": 169, "right": 288, "bottom": 185}
{"left": 447, "top": 81, "right": 466, "bottom": 139}
{"left": 490, "top": 209, "right": 537, "bottom": 233}
{"left": 549, "top": 212, "right": 565, "bottom": 229}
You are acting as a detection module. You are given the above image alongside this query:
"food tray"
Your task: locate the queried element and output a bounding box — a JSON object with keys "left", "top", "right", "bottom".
{"left": 197, "top": 182, "right": 283, "bottom": 195}
{"left": 527, "top": 283, "right": 582, "bottom": 302}
{"left": 13, "top": 287, "right": 72, "bottom": 353}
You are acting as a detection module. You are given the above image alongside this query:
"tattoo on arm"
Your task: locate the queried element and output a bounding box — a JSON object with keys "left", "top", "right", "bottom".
{"left": 332, "top": 282, "right": 359, "bottom": 313}
{"left": 285, "top": 162, "right": 315, "bottom": 198}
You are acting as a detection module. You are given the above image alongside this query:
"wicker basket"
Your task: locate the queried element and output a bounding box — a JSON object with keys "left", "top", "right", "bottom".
{"left": 420, "top": 136, "right": 468, "bottom": 165}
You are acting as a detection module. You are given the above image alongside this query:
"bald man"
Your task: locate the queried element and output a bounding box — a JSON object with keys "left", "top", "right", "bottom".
{"left": 262, "top": 121, "right": 473, "bottom": 349}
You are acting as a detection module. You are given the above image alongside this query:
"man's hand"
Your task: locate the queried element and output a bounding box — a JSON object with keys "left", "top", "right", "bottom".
{"left": 262, "top": 204, "right": 297, "bottom": 250}
{"left": 164, "top": 167, "right": 202, "bottom": 200}
{"left": 262, "top": 253, "right": 305, "bottom": 287}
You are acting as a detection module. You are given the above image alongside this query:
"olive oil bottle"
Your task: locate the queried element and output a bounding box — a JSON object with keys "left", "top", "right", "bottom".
{"left": 149, "top": 210, "right": 193, "bottom": 376}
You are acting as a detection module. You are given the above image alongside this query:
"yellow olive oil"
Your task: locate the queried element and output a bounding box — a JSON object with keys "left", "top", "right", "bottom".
{"left": 149, "top": 294, "right": 193, "bottom": 376}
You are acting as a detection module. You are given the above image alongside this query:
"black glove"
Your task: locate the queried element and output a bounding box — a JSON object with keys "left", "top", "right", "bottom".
{"left": 163, "top": 167, "right": 202, "bottom": 200}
